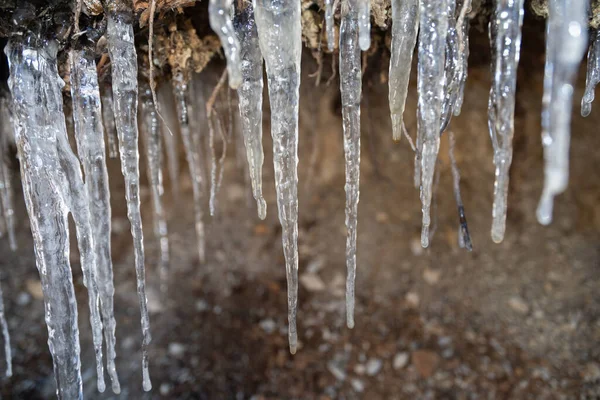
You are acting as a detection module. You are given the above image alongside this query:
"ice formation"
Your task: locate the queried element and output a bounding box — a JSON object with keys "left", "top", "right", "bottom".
{"left": 357, "top": 0, "right": 371, "bottom": 50}
{"left": 487, "top": 0, "right": 524, "bottom": 243}
{"left": 537, "top": 0, "right": 587, "bottom": 225}
{"left": 100, "top": 85, "right": 120, "bottom": 159}
{"left": 0, "top": 279, "right": 10, "bottom": 377}
{"left": 69, "top": 45, "right": 121, "bottom": 393}
{"left": 209, "top": 0, "right": 243, "bottom": 88}
{"left": 582, "top": 28, "right": 600, "bottom": 116}
{"left": 0, "top": 94, "right": 16, "bottom": 251}
{"left": 234, "top": 5, "right": 267, "bottom": 220}
{"left": 254, "top": 0, "right": 302, "bottom": 353}
{"left": 388, "top": 0, "right": 419, "bottom": 141}
{"left": 325, "top": 0, "right": 336, "bottom": 51}
{"left": 339, "top": 0, "right": 362, "bottom": 329}
{"left": 106, "top": 11, "right": 152, "bottom": 391}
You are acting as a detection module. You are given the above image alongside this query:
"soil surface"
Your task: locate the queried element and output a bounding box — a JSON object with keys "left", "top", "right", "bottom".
{"left": 0, "top": 15, "right": 599, "bottom": 400}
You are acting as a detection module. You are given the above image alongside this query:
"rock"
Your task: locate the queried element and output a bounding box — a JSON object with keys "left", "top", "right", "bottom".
{"left": 508, "top": 296, "right": 530, "bottom": 314}
{"left": 259, "top": 319, "right": 277, "bottom": 334}
{"left": 366, "top": 358, "right": 383, "bottom": 376}
{"left": 195, "top": 299, "right": 209, "bottom": 312}
{"left": 160, "top": 383, "right": 172, "bottom": 395}
{"left": 375, "top": 212, "right": 389, "bottom": 223}
{"left": 300, "top": 272, "right": 326, "bottom": 292}
{"left": 412, "top": 350, "right": 440, "bottom": 378}
{"left": 393, "top": 352, "right": 409, "bottom": 370}
{"left": 354, "top": 364, "right": 366, "bottom": 375}
{"left": 423, "top": 268, "right": 441, "bottom": 285}
{"left": 405, "top": 292, "right": 420, "bottom": 308}
{"left": 168, "top": 342, "right": 186, "bottom": 357}
{"left": 327, "top": 361, "right": 346, "bottom": 381}
{"left": 25, "top": 279, "right": 43, "bottom": 300}
{"left": 351, "top": 378, "right": 365, "bottom": 392}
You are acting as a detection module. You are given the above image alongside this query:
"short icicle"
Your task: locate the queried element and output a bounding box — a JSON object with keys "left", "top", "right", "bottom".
{"left": 234, "top": 5, "right": 267, "bottom": 220}
{"left": 209, "top": 0, "right": 242, "bottom": 88}
{"left": 157, "top": 84, "right": 181, "bottom": 198}
{"left": 388, "top": 0, "right": 419, "bottom": 141}
{"left": 105, "top": 7, "right": 152, "bottom": 390}
{"left": 417, "top": 0, "right": 450, "bottom": 247}
{"left": 172, "top": 74, "right": 206, "bottom": 263}
{"left": 254, "top": 0, "right": 302, "bottom": 353}
{"left": 7, "top": 36, "right": 105, "bottom": 398}
{"left": 537, "top": 0, "right": 587, "bottom": 225}
{"left": 487, "top": 0, "right": 524, "bottom": 243}
{"left": 325, "top": 0, "right": 336, "bottom": 51}
{"left": 340, "top": 0, "right": 362, "bottom": 329}
{"left": 140, "top": 83, "right": 170, "bottom": 275}
{"left": 581, "top": 28, "right": 600, "bottom": 116}
{"left": 70, "top": 45, "right": 121, "bottom": 393}
{"left": 0, "top": 93, "right": 17, "bottom": 251}
{"left": 357, "top": 0, "right": 371, "bottom": 50}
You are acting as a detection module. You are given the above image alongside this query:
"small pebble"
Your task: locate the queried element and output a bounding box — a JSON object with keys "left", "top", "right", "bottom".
{"left": 508, "top": 296, "right": 530, "bottom": 314}
{"left": 327, "top": 361, "right": 346, "bottom": 381}
{"left": 351, "top": 378, "right": 365, "bottom": 392}
{"left": 168, "top": 343, "right": 186, "bottom": 357}
{"left": 393, "top": 352, "right": 409, "bottom": 370}
{"left": 423, "top": 268, "right": 441, "bottom": 285}
{"left": 259, "top": 319, "right": 276, "bottom": 334}
{"left": 299, "top": 273, "right": 326, "bottom": 292}
{"left": 366, "top": 358, "right": 383, "bottom": 376}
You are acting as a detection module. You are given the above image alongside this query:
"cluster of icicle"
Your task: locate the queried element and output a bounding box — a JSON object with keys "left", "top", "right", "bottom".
{"left": 0, "top": 0, "right": 597, "bottom": 395}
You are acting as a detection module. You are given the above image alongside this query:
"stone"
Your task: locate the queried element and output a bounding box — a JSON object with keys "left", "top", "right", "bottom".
{"left": 412, "top": 350, "right": 440, "bottom": 378}
{"left": 393, "top": 352, "right": 409, "bottom": 370}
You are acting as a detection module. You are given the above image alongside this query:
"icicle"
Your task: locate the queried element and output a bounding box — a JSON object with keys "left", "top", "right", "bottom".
{"left": 70, "top": 46, "right": 121, "bottom": 393}
{"left": 7, "top": 37, "right": 106, "bottom": 398}
{"left": 0, "top": 280, "right": 10, "bottom": 377}
{"left": 439, "top": 0, "right": 460, "bottom": 133}
{"left": 234, "top": 5, "right": 267, "bottom": 220}
{"left": 105, "top": 10, "right": 152, "bottom": 391}
{"left": 325, "top": 0, "right": 336, "bottom": 51}
{"left": 0, "top": 94, "right": 17, "bottom": 251}
{"left": 172, "top": 74, "right": 206, "bottom": 263}
{"left": 417, "top": 0, "right": 449, "bottom": 247}
{"left": 157, "top": 84, "right": 181, "bottom": 198}
{"left": 340, "top": 0, "right": 362, "bottom": 329}
{"left": 254, "top": 0, "right": 302, "bottom": 353}
{"left": 139, "top": 83, "right": 170, "bottom": 275}
{"left": 448, "top": 131, "right": 472, "bottom": 251}
{"left": 100, "top": 85, "right": 119, "bottom": 159}
{"left": 537, "top": 0, "right": 587, "bottom": 225}
{"left": 487, "top": 0, "right": 524, "bottom": 243}
{"left": 388, "top": 0, "right": 419, "bottom": 141}
{"left": 582, "top": 28, "right": 600, "bottom": 116}
{"left": 209, "top": 0, "right": 243, "bottom": 88}
{"left": 454, "top": 0, "right": 471, "bottom": 116}
{"left": 357, "top": 0, "right": 371, "bottom": 50}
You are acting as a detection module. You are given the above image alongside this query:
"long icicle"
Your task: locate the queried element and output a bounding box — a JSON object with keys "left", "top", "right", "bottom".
{"left": 537, "top": 0, "right": 587, "bottom": 225}
{"left": 325, "top": 0, "right": 336, "bottom": 51}
{"left": 0, "top": 93, "right": 16, "bottom": 251}
{"left": 105, "top": 8, "right": 152, "bottom": 390}
{"left": 417, "top": 0, "right": 449, "bottom": 247}
{"left": 100, "top": 85, "right": 120, "bottom": 159}
{"left": 140, "top": 83, "right": 170, "bottom": 275}
{"left": 209, "top": 0, "right": 243, "bottom": 88}
{"left": 157, "top": 84, "right": 181, "bottom": 198}
{"left": 581, "top": 28, "right": 600, "bottom": 116}
{"left": 254, "top": 0, "right": 302, "bottom": 353}
{"left": 172, "top": 73, "right": 206, "bottom": 263}
{"left": 454, "top": 0, "right": 471, "bottom": 116}
{"left": 70, "top": 45, "right": 121, "bottom": 393}
{"left": 340, "top": 0, "right": 362, "bottom": 329}
{"left": 439, "top": 0, "right": 460, "bottom": 133}
{"left": 388, "top": 0, "right": 419, "bottom": 141}
{"left": 487, "top": 0, "right": 524, "bottom": 243}
{"left": 234, "top": 5, "right": 267, "bottom": 220}
{"left": 0, "top": 279, "right": 10, "bottom": 377}
{"left": 7, "top": 37, "right": 104, "bottom": 398}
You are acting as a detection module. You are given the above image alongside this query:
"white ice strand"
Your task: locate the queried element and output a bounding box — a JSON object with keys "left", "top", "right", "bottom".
{"left": 340, "top": 0, "right": 362, "bottom": 329}
{"left": 7, "top": 37, "right": 105, "bottom": 398}
{"left": 448, "top": 131, "right": 472, "bottom": 250}
{"left": 454, "top": 0, "right": 471, "bottom": 116}
{"left": 140, "top": 84, "right": 170, "bottom": 275}
{"left": 439, "top": 0, "right": 460, "bottom": 133}
{"left": 234, "top": 5, "right": 267, "bottom": 220}
{"left": 537, "top": 0, "right": 587, "bottom": 225}
{"left": 100, "top": 85, "right": 119, "bottom": 159}
{"left": 69, "top": 47, "right": 121, "bottom": 393}
{"left": 106, "top": 12, "right": 152, "bottom": 391}
{"left": 357, "top": 0, "right": 371, "bottom": 50}
{"left": 172, "top": 74, "right": 206, "bottom": 263}
{"left": 0, "top": 95, "right": 17, "bottom": 251}
{"left": 388, "top": 0, "right": 419, "bottom": 141}
{"left": 487, "top": 0, "right": 524, "bottom": 243}
{"left": 325, "top": 0, "right": 336, "bottom": 51}
{"left": 254, "top": 0, "right": 302, "bottom": 353}
{"left": 157, "top": 84, "right": 181, "bottom": 198}
{"left": 417, "top": 0, "right": 449, "bottom": 247}
{"left": 581, "top": 28, "right": 600, "bottom": 116}
{"left": 209, "top": 0, "right": 243, "bottom": 88}
{"left": 0, "top": 279, "right": 10, "bottom": 377}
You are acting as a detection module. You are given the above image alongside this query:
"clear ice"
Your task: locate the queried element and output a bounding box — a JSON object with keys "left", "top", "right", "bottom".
{"left": 0, "top": 94, "right": 16, "bottom": 251}
{"left": 582, "top": 28, "right": 600, "bottom": 116}
{"left": 417, "top": 0, "right": 449, "bottom": 247}
{"left": 209, "top": 0, "right": 243, "bottom": 88}
{"left": 69, "top": 46, "right": 121, "bottom": 393}
{"left": 439, "top": 0, "right": 460, "bottom": 133}
{"left": 7, "top": 37, "right": 105, "bottom": 397}
{"left": 100, "top": 85, "right": 120, "bottom": 159}
{"left": 340, "top": 0, "right": 363, "bottom": 329}
{"left": 325, "top": 0, "right": 336, "bottom": 51}
{"left": 454, "top": 0, "right": 471, "bottom": 116}
{"left": 537, "top": 0, "right": 587, "bottom": 225}
{"left": 106, "top": 12, "right": 152, "bottom": 391}
{"left": 157, "top": 84, "right": 181, "bottom": 198}
{"left": 140, "top": 82, "right": 170, "bottom": 275}
{"left": 487, "top": 0, "right": 524, "bottom": 243}
{"left": 388, "top": 0, "right": 419, "bottom": 141}
{"left": 357, "top": 0, "right": 371, "bottom": 50}
{"left": 234, "top": 5, "right": 267, "bottom": 220}
{"left": 0, "top": 279, "right": 10, "bottom": 377}
{"left": 254, "top": 0, "right": 302, "bottom": 353}
{"left": 172, "top": 74, "right": 206, "bottom": 263}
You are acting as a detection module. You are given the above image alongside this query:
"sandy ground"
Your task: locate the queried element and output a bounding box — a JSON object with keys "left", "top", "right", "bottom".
{"left": 0, "top": 15, "right": 599, "bottom": 400}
